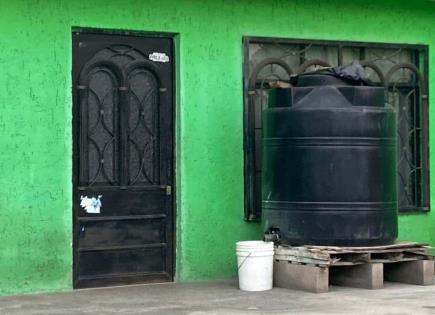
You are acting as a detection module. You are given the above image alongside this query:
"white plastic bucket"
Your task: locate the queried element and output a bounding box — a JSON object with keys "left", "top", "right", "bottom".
{"left": 236, "top": 241, "right": 274, "bottom": 291}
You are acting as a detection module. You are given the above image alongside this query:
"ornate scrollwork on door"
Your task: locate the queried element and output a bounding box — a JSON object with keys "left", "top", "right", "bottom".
{"left": 78, "top": 45, "right": 161, "bottom": 187}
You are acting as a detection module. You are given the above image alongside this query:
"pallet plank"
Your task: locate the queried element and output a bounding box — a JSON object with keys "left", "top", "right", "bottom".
{"left": 275, "top": 256, "right": 331, "bottom": 266}
{"left": 275, "top": 247, "right": 333, "bottom": 265}
{"left": 305, "top": 241, "right": 425, "bottom": 252}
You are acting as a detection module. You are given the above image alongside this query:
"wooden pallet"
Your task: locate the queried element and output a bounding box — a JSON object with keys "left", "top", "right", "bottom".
{"left": 274, "top": 241, "right": 435, "bottom": 293}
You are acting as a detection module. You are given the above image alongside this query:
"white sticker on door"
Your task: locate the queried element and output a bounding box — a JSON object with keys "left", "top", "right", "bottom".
{"left": 149, "top": 52, "right": 169, "bottom": 63}
{"left": 80, "top": 195, "right": 102, "bottom": 214}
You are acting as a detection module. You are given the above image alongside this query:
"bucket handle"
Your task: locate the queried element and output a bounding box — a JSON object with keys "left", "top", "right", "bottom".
{"left": 237, "top": 252, "right": 252, "bottom": 270}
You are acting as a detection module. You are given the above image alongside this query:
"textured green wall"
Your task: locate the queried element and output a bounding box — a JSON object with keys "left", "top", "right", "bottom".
{"left": 0, "top": 0, "right": 435, "bottom": 295}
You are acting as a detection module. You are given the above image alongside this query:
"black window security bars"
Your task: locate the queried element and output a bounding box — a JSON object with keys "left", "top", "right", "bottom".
{"left": 243, "top": 37, "right": 429, "bottom": 221}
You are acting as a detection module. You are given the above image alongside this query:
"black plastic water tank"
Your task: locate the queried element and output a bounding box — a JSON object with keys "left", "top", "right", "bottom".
{"left": 262, "top": 69, "right": 398, "bottom": 246}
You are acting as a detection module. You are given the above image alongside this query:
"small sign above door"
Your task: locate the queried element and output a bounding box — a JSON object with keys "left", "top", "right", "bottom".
{"left": 149, "top": 52, "right": 170, "bottom": 63}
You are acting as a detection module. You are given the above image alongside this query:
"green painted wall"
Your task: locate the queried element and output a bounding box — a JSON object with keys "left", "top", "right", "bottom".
{"left": 0, "top": 0, "right": 434, "bottom": 295}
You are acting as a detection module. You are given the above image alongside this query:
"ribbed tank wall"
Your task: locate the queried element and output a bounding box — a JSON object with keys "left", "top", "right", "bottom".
{"left": 262, "top": 80, "right": 398, "bottom": 246}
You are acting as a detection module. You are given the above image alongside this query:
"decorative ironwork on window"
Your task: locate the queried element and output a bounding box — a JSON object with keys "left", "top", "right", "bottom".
{"left": 243, "top": 37, "right": 429, "bottom": 221}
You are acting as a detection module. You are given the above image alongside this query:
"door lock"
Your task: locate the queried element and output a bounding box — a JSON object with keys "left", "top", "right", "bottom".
{"left": 166, "top": 185, "right": 172, "bottom": 195}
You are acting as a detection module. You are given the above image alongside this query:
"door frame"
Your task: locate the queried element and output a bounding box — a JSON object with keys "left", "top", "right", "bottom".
{"left": 71, "top": 27, "right": 177, "bottom": 288}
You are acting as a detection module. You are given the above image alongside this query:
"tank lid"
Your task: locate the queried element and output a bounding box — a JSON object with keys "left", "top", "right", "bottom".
{"left": 291, "top": 60, "right": 372, "bottom": 87}
{"left": 292, "top": 86, "right": 352, "bottom": 109}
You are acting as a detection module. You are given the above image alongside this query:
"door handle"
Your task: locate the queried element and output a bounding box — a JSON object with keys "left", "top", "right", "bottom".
{"left": 159, "top": 185, "right": 172, "bottom": 195}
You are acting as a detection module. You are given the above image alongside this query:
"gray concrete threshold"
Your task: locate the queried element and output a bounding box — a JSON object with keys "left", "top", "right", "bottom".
{"left": 0, "top": 280, "right": 435, "bottom": 314}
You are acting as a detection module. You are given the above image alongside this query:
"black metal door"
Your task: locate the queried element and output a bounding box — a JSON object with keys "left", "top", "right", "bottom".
{"left": 72, "top": 31, "right": 174, "bottom": 288}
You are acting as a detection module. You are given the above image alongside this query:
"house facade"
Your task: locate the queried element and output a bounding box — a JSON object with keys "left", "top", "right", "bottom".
{"left": 0, "top": 0, "right": 434, "bottom": 295}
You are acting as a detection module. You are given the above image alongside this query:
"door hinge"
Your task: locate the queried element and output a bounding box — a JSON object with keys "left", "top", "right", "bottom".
{"left": 166, "top": 185, "right": 172, "bottom": 195}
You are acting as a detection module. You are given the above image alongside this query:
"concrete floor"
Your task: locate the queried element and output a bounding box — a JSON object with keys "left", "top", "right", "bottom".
{"left": 1, "top": 280, "right": 435, "bottom": 315}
